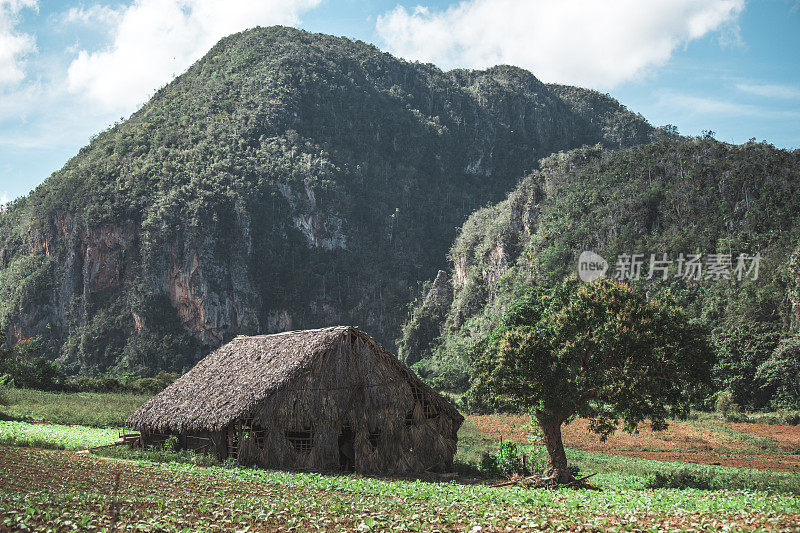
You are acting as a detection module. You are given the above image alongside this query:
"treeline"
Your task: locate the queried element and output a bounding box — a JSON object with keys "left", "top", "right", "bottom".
{"left": 0, "top": 334, "right": 176, "bottom": 394}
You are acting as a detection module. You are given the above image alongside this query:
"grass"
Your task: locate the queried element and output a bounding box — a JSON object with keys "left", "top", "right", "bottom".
{"left": 1, "top": 389, "right": 799, "bottom": 504}
{"left": 0, "top": 387, "right": 148, "bottom": 427}
{"left": 0, "top": 420, "right": 119, "bottom": 450}
{"left": 453, "top": 416, "right": 800, "bottom": 494}
{"left": 1, "top": 389, "right": 798, "bottom": 495}
{"left": 566, "top": 446, "right": 800, "bottom": 493}
{"left": 452, "top": 418, "right": 491, "bottom": 475}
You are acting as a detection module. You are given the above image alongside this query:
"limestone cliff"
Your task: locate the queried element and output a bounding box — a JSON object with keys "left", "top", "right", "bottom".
{"left": 0, "top": 26, "right": 657, "bottom": 374}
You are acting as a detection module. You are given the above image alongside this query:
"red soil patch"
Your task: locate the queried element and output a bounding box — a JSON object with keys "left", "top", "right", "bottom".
{"left": 602, "top": 451, "right": 800, "bottom": 472}
{"left": 468, "top": 414, "right": 800, "bottom": 472}
{"left": 722, "top": 421, "right": 800, "bottom": 450}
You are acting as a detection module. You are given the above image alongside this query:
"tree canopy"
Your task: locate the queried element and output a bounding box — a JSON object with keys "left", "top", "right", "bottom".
{"left": 756, "top": 334, "right": 800, "bottom": 408}
{"left": 471, "top": 278, "right": 714, "bottom": 482}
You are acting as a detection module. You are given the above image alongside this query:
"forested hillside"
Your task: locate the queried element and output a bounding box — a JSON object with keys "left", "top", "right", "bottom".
{"left": 400, "top": 137, "right": 800, "bottom": 410}
{"left": 0, "top": 26, "right": 656, "bottom": 375}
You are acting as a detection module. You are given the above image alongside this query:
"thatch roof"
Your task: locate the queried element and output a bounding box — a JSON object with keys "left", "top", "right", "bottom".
{"left": 127, "top": 326, "right": 461, "bottom": 433}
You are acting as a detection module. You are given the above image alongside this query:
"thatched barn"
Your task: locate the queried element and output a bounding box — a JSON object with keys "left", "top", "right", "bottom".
{"left": 127, "top": 326, "right": 463, "bottom": 474}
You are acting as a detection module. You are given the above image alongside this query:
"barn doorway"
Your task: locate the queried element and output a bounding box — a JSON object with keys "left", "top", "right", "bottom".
{"left": 338, "top": 424, "right": 355, "bottom": 472}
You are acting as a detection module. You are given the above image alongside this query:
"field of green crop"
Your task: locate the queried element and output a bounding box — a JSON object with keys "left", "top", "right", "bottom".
{"left": 2, "top": 445, "right": 799, "bottom": 531}
{"left": 2, "top": 390, "right": 800, "bottom": 531}
{"left": 0, "top": 420, "right": 119, "bottom": 450}
{"left": 6, "top": 416, "right": 795, "bottom": 496}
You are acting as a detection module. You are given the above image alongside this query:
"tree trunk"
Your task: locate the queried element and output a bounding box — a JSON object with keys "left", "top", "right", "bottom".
{"left": 538, "top": 416, "right": 573, "bottom": 483}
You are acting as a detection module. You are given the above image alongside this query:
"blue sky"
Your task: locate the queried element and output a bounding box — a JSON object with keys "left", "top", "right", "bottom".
{"left": 1, "top": 0, "right": 798, "bottom": 203}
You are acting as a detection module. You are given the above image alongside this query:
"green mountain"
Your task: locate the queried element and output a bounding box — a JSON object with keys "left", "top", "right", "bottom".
{"left": 0, "top": 26, "right": 657, "bottom": 375}
{"left": 399, "top": 137, "right": 800, "bottom": 409}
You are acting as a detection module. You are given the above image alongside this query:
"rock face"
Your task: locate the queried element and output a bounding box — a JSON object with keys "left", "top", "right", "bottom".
{"left": 397, "top": 270, "right": 453, "bottom": 366}
{"left": 0, "top": 26, "right": 657, "bottom": 375}
{"left": 7, "top": 212, "right": 137, "bottom": 343}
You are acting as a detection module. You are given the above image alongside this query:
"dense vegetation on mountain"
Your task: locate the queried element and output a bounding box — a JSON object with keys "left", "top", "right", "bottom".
{"left": 0, "top": 26, "right": 657, "bottom": 375}
{"left": 400, "top": 137, "right": 800, "bottom": 410}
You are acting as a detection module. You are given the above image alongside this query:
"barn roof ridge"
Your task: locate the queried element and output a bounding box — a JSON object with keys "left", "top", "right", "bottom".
{"left": 127, "top": 326, "right": 461, "bottom": 433}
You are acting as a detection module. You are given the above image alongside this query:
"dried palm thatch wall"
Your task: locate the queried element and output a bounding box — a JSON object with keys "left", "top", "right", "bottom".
{"left": 127, "top": 326, "right": 463, "bottom": 475}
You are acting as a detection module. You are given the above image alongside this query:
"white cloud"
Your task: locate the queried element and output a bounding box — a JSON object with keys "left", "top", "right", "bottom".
{"left": 376, "top": 0, "right": 744, "bottom": 88}
{"left": 0, "top": 80, "right": 107, "bottom": 150}
{"left": 67, "top": 0, "right": 323, "bottom": 112}
{"left": 0, "top": 80, "right": 41, "bottom": 122}
{"left": 63, "top": 4, "right": 121, "bottom": 26}
{"left": 0, "top": 0, "right": 38, "bottom": 86}
{"left": 736, "top": 82, "right": 800, "bottom": 100}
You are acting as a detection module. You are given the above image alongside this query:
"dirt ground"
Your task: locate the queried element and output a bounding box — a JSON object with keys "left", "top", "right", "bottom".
{"left": 469, "top": 414, "right": 800, "bottom": 472}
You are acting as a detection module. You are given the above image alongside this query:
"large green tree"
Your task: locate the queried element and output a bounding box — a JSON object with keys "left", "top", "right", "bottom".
{"left": 474, "top": 278, "right": 713, "bottom": 483}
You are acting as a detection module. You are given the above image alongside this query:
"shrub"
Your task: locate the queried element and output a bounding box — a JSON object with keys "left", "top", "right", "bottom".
{"left": 479, "top": 441, "right": 553, "bottom": 477}
{"left": 221, "top": 457, "right": 238, "bottom": 469}
{"left": 716, "top": 390, "right": 740, "bottom": 420}
{"left": 645, "top": 469, "right": 715, "bottom": 490}
{"left": 163, "top": 435, "right": 179, "bottom": 452}
{"left": 480, "top": 441, "right": 523, "bottom": 476}
{"left": 64, "top": 371, "right": 177, "bottom": 395}
{"left": 90, "top": 375, "right": 122, "bottom": 393}
{"left": 783, "top": 411, "right": 800, "bottom": 426}
{"left": 8, "top": 358, "right": 65, "bottom": 391}
{"left": 479, "top": 442, "right": 580, "bottom": 479}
